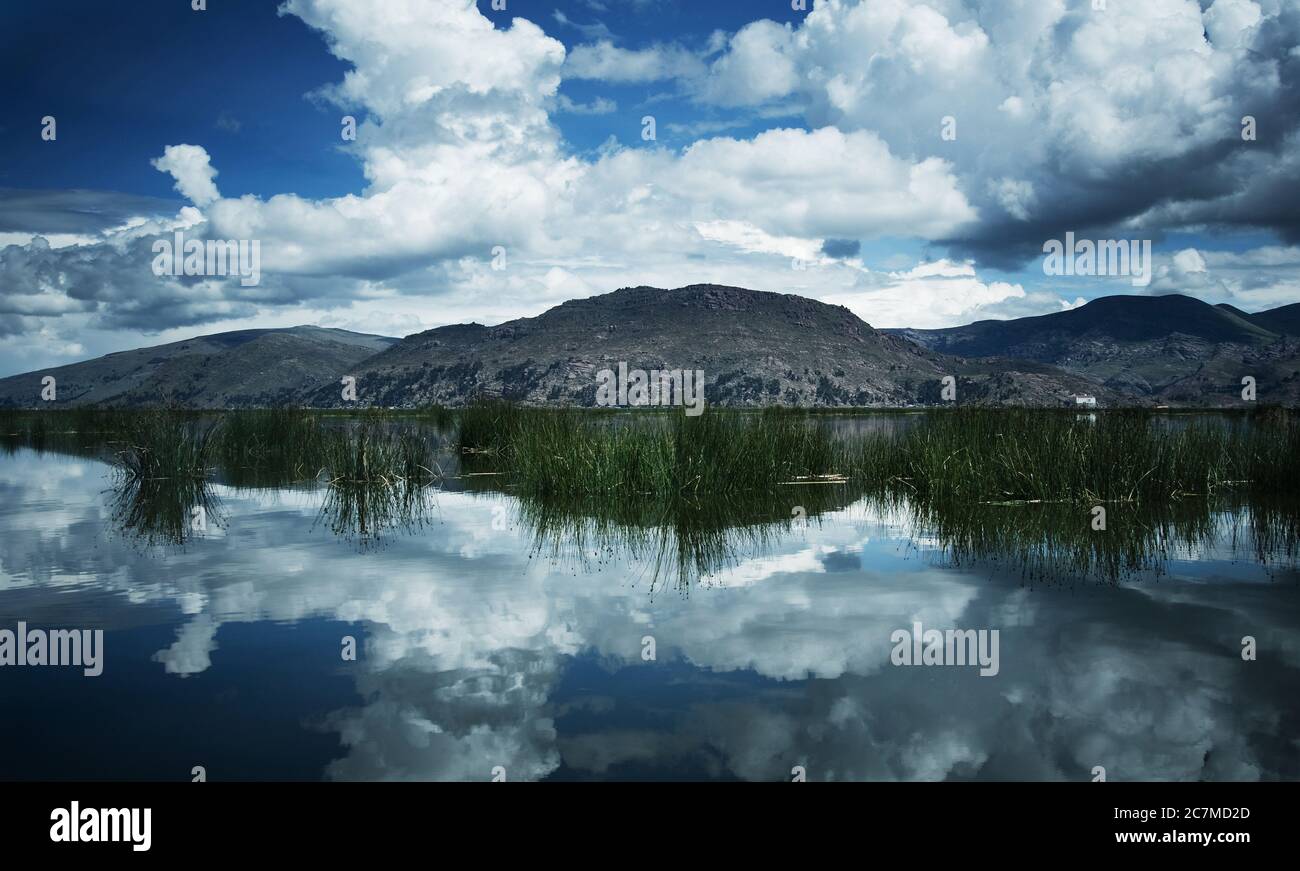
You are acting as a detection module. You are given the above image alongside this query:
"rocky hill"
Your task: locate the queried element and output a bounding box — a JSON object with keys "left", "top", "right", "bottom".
{"left": 302, "top": 284, "right": 1117, "bottom": 408}
{"left": 0, "top": 326, "right": 397, "bottom": 408}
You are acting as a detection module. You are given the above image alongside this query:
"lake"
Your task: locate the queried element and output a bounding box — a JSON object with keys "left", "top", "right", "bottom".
{"left": 1, "top": 411, "right": 1298, "bottom": 781}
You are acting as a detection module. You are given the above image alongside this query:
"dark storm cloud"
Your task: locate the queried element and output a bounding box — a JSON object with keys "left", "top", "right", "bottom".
{"left": 682, "top": 0, "right": 1300, "bottom": 271}
{"left": 821, "top": 238, "right": 861, "bottom": 259}
{"left": 946, "top": 55, "right": 1300, "bottom": 267}
{"left": 0, "top": 188, "right": 179, "bottom": 235}
{"left": 0, "top": 226, "right": 385, "bottom": 337}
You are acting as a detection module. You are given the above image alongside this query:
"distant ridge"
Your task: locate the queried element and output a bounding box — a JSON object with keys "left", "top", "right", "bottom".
{"left": 0, "top": 326, "right": 397, "bottom": 408}
{"left": 892, "top": 294, "right": 1300, "bottom": 404}
{"left": 1218, "top": 301, "right": 1300, "bottom": 337}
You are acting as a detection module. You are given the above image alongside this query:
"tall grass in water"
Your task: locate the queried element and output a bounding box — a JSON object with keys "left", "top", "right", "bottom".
{"left": 317, "top": 473, "right": 438, "bottom": 547}
{"left": 457, "top": 399, "right": 530, "bottom": 456}
{"left": 114, "top": 410, "right": 221, "bottom": 482}
{"left": 463, "top": 404, "right": 1300, "bottom": 503}
{"left": 109, "top": 410, "right": 222, "bottom": 546}
{"left": 464, "top": 405, "right": 843, "bottom": 499}
{"left": 321, "top": 423, "right": 440, "bottom": 485}
{"left": 5, "top": 404, "right": 1297, "bottom": 580}
{"left": 10, "top": 405, "right": 1298, "bottom": 508}
{"left": 2, "top": 408, "right": 172, "bottom": 462}
{"left": 455, "top": 403, "right": 1300, "bottom": 584}
{"left": 0, "top": 410, "right": 44, "bottom": 454}
{"left": 870, "top": 409, "right": 1300, "bottom": 504}
{"left": 317, "top": 424, "right": 442, "bottom": 546}
{"left": 460, "top": 404, "right": 854, "bottom": 586}
{"left": 217, "top": 409, "right": 326, "bottom": 486}
{"left": 419, "top": 404, "right": 456, "bottom": 431}
{"left": 901, "top": 494, "right": 1221, "bottom": 583}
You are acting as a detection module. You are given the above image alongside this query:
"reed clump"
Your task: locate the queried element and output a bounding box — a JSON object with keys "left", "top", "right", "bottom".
{"left": 321, "top": 423, "right": 440, "bottom": 486}
{"left": 114, "top": 410, "right": 221, "bottom": 482}
{"left": 216, "top": 408, "right": 326, "bottom": 485}
{"left": 462, "top": 403, "right": 844, "bottom": 499}
{"left": 316, "top": 423, "right": 442, "bottom": 546}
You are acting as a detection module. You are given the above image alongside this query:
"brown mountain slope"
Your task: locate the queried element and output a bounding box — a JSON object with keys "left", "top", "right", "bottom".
{"left": 303, "top": 284, "right": 1120, "bottom": 408}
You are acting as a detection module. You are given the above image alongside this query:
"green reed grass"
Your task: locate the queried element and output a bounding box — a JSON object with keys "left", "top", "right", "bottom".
{"left": 216, "top": 409, "right": 327, "bottom": 486}
{"left": 315, "top": 423, "right": 443, "bottom": 547}
{"left": 7, "top": 404, "right": 1299, "bottom": 580}
{"left": 113, "top": 410, "right": 222, "bottom": 482}
{"left": 462, "top": 404, "right": 1300, "bottom": 505}
{"left": 461, "top": 402, "right": 844, "bottom": 498}
{"left": 870, "top": 409, "right": 1300, "bottom": 504}
{"left": 321, "top": 423, "right": 440, "bottom": 485}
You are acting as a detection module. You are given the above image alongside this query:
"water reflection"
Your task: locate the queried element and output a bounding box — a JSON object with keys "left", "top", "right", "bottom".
{"left": 316, "top": 476, "right": 441, "bottom": 549}
{"left": 1, "top": 442, "right": 1298, "bottom": 781}
{"left": 110, "top": 469, "right": 224, "bottom": 548}
{"left": 102, "top": 448, "right": 1300, "bottom": 587}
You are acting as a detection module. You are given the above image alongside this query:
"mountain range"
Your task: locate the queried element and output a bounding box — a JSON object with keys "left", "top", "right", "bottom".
{"left": 2, "top": 286, "right": 1297, "bottom": 409}
{"left": 892, "top": 294, "right": 1300, "bottom": 405}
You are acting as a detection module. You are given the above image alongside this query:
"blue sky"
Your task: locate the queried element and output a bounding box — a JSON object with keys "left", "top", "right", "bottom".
{"left": 0, "top": 0, "right": 360, "bottom": 200}
{"left": 1, "top": 0, "right": 1298, "bottom": 376}
{"left": 1, "top": 0, "right": 806, "bottom": 199}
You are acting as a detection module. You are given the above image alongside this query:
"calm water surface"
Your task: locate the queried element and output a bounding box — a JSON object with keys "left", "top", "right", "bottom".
{"left": 1, "top": 440, "right": 1297, "bottom": 781}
